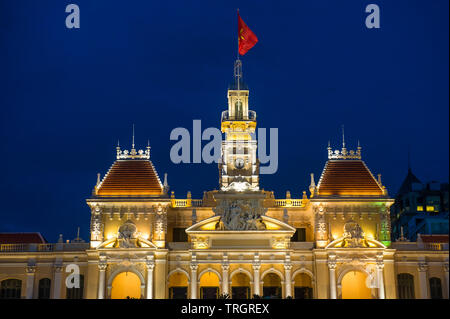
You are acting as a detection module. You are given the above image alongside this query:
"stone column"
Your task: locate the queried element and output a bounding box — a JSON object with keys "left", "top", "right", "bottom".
{"left": 221, "top": 263, "right": 230, "bottom": 296}
{"left": 418, "top": 262, "right": 429, "bottom": 299}
{"left": 25, "top": 266, "right": 36, "bottom": 299}
{"left": 97, "top": 261, "right": 107, "bottom": 299}
{"left": 252, "top": 263, "right": 261, "bottom": 297}
{"left": 328, "top": 259, "right": 337, "bottom": 299}
{"left": 190, "top": 263, "right": 198, "bottom": 299}
{"left": 52, "top": 265, "right": 63, "bottom": 299}
{"left": 146, "top": 256, "right": 155, "bottom": 299}
{"left": 284, "top": 263, "right": 293, "bottom": 298}
{"left": 444, "top": 263, "right": 449, "bottom": 299}
{"left": 376, "top": 259, "right": 385, "bottom": 299}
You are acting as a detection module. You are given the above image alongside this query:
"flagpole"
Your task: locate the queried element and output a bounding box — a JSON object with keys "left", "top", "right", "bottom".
{"left": 237, "top": 8, "right": 240, "bottom": 92}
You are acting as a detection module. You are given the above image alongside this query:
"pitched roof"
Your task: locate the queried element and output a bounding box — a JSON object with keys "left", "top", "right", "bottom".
{"left": 0, "top": 232, "right": 47, "bottom": 244}
{"left": 96, "top": 159, "right": 164, "bottom": 197}
{"left": 397, "top": 168, "right": 422, "bottom": 195}
{"left": 316, "top": 160, "right": 384, "bottom": 197}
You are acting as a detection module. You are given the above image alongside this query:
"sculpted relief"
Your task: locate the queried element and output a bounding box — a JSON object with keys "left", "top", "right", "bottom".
{"left": 213, "top": 199, "right": 267, "bottom": 231}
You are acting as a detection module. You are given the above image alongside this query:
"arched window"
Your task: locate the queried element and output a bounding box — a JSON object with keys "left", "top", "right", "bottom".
{"left": 397, "top": 273, "right": 415, "bottom": 299}
{"left": 429, "top": 277, "right": 442, "bottom": 299}
{"left": 38, "top": 278, "right": 51, "bottom": 299}
{"left": 0, "top": 279, "right": 22, "bottom": 299}
{"left": 66, "top": 275, "right": 84, "bottom": 299}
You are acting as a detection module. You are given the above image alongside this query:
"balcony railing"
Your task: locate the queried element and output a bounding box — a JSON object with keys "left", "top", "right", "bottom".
{"left": 221, "top": 110, "right": 256, "bottom": 122}
{"left": 0, "top": 243, "right": 90, "bottom": 253}
{"left": 274, "top": 199, "right": 305, "bottom": 207}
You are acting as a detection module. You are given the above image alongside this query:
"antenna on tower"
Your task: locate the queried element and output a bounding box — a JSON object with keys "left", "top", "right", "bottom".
{"left": 132, "top": 124, "right": 135, "bottom": 150}
{"left": 342, "top": 125, "right": 345, "bottom": 148}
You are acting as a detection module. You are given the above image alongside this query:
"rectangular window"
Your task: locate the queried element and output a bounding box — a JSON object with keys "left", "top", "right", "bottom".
{"left": 170, "top": 287, "right": 188, "bottom": 299}
{"left": 172, "top": 228, "right": 188, "bottom": 242}
{"left": 417, "top": 206, "right": 424, "bottom": 212}
{"left": 292, "top": 228, "right": 306, "bottom": 242}
{"left": 200, "top": 287, "right": 218, "bottom": 299}
{"left": 426, "top": 206, "right": 435, "bottom": 212}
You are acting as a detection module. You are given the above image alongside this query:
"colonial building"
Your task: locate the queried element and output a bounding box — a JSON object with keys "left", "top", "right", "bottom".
{"left": 0, "top": 60, "right": 448, "bottom": 300}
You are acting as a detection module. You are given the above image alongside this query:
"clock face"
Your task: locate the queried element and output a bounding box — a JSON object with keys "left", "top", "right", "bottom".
{"left": 235, "top": 158, "right": 245, "bottom": 169}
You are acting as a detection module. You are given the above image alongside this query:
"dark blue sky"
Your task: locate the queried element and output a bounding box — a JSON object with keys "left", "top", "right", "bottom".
{"left": 0, "top": 0, "right": 448, "bottom": 242}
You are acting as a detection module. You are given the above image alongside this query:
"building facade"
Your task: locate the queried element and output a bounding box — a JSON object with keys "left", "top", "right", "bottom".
{"left": 390, "top": 168, "right": 449, "bottom": 242}
{"left": 0, "top": 60, "right": 448, "bottom": 299}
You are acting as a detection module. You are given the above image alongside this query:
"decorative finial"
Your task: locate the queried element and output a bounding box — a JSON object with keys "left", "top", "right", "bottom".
{"left": 163, "top": 173, "right": 168, "bottom": 188}
{"left": 96, "top": 173, "right": 101, "bottom": 186}
{"left": 309, "top": 173, "right": 316, "bottom": 197}
{"left": 377, "top": 173, "right": 382, "bottom": 185}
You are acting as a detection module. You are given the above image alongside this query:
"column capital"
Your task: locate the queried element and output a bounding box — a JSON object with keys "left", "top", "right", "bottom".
{"left": 26, "top": 266, "right": 36, "bottom": 274}
{"left": 54, "top": 265, "right": 64, "bottom": 273}
{"left": 376, "top": 261, "right": 385, "bottom": 270}
{"left": 284, "top": 263, "right": 293, "bottom": 271}
{"left": 252, "top": 262, "right": 261, "bottom": 271}
{"left": 190, "top": 263, "right": 198, "bottom": 271}
{"left": 327, "top": 260, "right": 337, "bottom": 270}
{"left": 98, "top": 262, "right": 108, "bottom": 271}
{"left": 222, "top": 263, "right": 230, "bottom": 271}
{"left": 418, "top": 262, "right": 428, "bottom": 272}
{"left": 444, "top": 263, "right": 449, "bottom": 273}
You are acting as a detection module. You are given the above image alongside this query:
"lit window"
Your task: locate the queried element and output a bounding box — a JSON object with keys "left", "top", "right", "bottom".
{"left": 426, "top": 206, "right": 435, "bottom": 212}
{"left": 417, "top": 206, "right": 424, "bottom": 212}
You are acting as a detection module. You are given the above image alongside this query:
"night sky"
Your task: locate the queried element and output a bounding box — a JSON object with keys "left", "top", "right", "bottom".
{"left": 0, "top": 0, "right": 448, "bottom": 242}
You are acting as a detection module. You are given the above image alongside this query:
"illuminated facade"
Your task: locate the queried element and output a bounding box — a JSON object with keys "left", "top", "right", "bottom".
{"left": 0, "top": 60, "right": 448, "bottom": 300}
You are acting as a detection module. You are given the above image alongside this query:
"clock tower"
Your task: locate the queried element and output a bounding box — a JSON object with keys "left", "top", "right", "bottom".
{"left": 219, "top": 59, "right": 259, "bottom": 192}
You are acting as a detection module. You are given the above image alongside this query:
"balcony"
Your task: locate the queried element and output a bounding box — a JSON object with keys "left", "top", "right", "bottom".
{"left": 221, "top": 110, "right": 256, "bottom": 122}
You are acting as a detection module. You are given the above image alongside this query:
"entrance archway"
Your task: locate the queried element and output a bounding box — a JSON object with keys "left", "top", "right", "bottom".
{"left": 341, "top": 270, "right": 372, "bottom": 299}
{"left": 199, "top": 271, "right": 220, "bottom": 299}
{"left": 111, "top": 272, "right": 142, "bottom": 299}
{"left": 294, "top": 273, "right": 313, "bottom": 299}
{"left": 231, "top": 273, "right": 251, "bottom": 299}
{"left": 262, "top": 273, "right": 282, "bottom": 299}
{"left": 168, "top": 271, "right": 189, "bottom": 299}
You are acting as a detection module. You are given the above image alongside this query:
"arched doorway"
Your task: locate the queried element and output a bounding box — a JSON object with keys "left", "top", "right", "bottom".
{"left": 111, "top": 272, "right": 142, "bottom": 299}
{"left": 341, "top": 270, "right": 372, "bottom": 299}
{"left": 231, "top": 273, "right": 251, "bottom": 299}
{"left": 199, "top": 271, "right": 220, "bottom": 299}
{"left": 294, "top": 273, "right": 313, "bottom": 299}
{"left": 168, "top": 271, "right": 189, "bottom": 299}
{"left": 262, "top": 273, "right": 282, "bottom": 299}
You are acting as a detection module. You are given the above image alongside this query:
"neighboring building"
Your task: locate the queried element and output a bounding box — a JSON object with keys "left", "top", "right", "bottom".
{"left": 0, "top": 60, "right": 448, "bottom": 300}
{"left": 390, "top": 168, "right": 449, "bottom": 242}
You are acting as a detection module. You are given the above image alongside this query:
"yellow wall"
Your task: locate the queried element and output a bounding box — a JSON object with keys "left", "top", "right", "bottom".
{"left": 110, "top": 272, "right": 141, "bottom": 299}
{"left": 341, "top": 271, "right": 372, "bottom": 299}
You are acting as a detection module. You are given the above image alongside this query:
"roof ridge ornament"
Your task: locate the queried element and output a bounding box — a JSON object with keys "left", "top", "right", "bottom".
{"left": 116, "top": 133, "right": 151, "bottom": 160}
{"left": 327, "top": 141, "right": 362, "bottom": 160}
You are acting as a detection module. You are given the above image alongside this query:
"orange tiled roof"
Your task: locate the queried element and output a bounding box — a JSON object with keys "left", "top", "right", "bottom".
{"left": 317, "top": 160, "right": 384, "bottom": 196}
{"left": 96, "top": 159, "right": 163, "bottom": 197}
{"left": 0, "top": 233, "right": 47, "bottom": 244}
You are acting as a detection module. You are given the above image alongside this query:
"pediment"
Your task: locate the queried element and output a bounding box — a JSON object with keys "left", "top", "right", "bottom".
{"left": 326, "top": 236, "right": 386, "bottom": 249}
{"left": 186, "top": 216, "right": 296, "bottom": 250}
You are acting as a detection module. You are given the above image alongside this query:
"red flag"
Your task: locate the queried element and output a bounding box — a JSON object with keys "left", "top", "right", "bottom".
{"left": 238, "top": 12, "right": 258, "bottom": 55}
